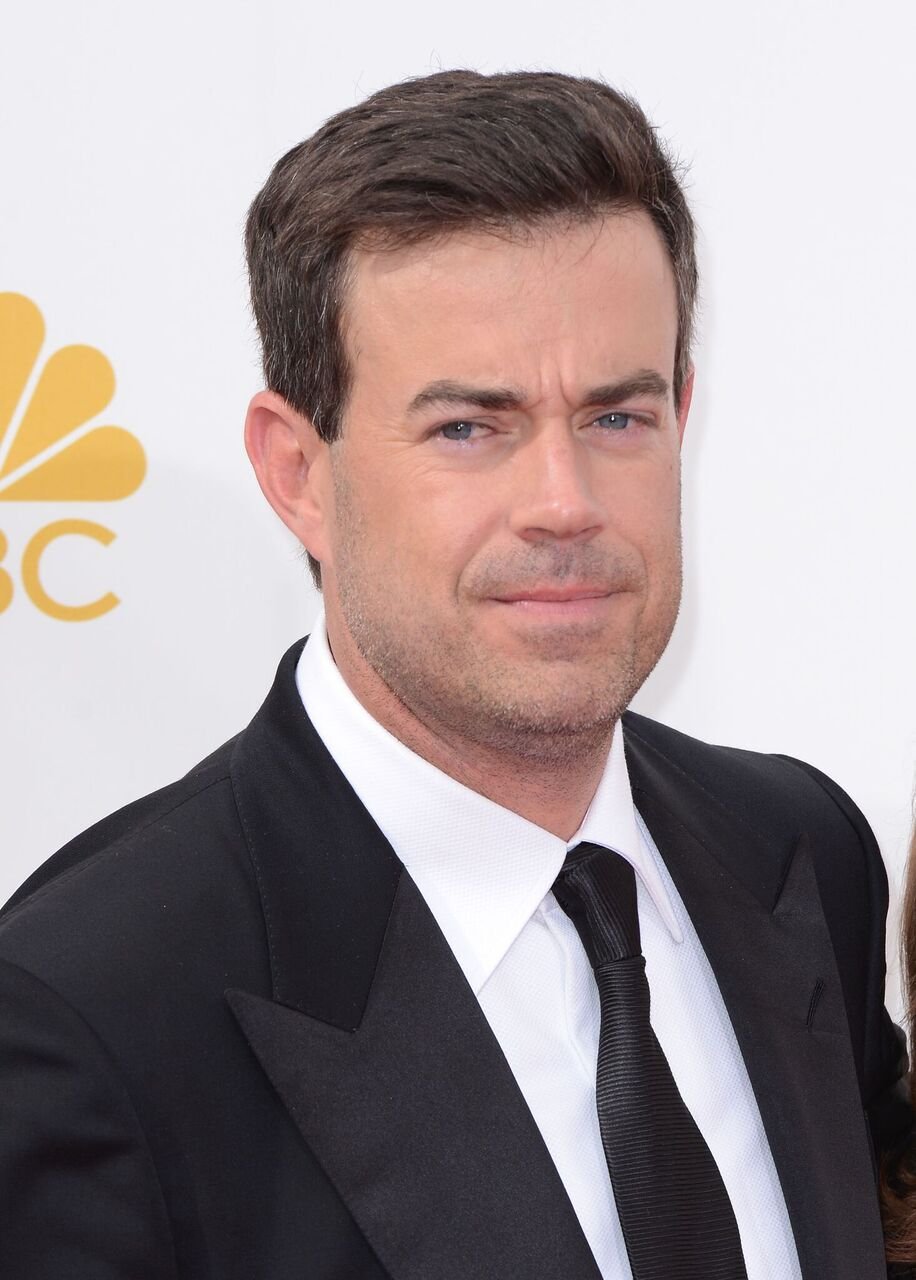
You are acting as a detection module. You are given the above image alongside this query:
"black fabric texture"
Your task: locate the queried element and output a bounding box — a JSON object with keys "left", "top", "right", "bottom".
{"left": 227, "top": 871, "right": 603, "bottom": 1280}
{"left": 0, "top": 638, "right": 907, "bottom": 1278}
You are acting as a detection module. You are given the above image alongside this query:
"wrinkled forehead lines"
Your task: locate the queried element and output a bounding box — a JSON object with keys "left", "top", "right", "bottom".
{"left": 338, "top": 213, "right": 679, "bottom": 410}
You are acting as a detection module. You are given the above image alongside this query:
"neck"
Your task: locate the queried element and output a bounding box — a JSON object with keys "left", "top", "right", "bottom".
{"left": 324, "top": 616, "right": 613, "bottom": 841}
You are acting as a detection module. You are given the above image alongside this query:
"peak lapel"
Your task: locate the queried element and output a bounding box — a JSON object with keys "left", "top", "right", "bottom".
{"left": 228, "top": 872, "right": 602, "bottom": 1280}
{"left": 227, "top": 643, "right": 601, "bottom": 1280}
{"left": 624, "top": 722, "right": 887, "bottom": 1280}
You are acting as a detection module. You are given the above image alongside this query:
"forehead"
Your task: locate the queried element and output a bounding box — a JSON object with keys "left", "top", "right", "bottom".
{"left": 342, "top": 214, "right": 679, "bottom": 402}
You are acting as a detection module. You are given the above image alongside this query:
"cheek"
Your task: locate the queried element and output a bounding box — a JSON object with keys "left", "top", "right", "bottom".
{"left": 331, "top": 444, "right": 471, "bottom": 609}
{"left": 404, "top": 470, "right": 497, "bottom": 567}
{"left": 609, "top": 464, "right": 681, "bottom": 554}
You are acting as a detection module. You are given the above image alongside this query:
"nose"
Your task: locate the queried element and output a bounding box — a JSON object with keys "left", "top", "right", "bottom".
{"left": 509, "top": 422, "right": 605, "bottom": 544}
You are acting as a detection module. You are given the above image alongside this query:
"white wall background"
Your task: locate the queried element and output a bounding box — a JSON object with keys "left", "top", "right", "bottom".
{"left": 2, "top": 0, "right": 914, "bottom": 1002}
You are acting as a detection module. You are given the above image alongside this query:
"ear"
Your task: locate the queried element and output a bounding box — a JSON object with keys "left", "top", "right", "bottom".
{"left": 676, "top": 367, "right": 694, "bottom": 444}
{"left": 244, "top": 390, "right": 333, "bottom": 564}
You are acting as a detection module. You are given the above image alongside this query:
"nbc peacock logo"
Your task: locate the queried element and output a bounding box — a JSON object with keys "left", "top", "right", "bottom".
{"left": 0, "top": 292, "right": 146, "bottom": 621}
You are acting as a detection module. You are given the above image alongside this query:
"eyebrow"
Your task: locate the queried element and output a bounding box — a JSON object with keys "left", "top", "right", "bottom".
{"left": 407, "top": 380, "right": 526, "bottom": 415}
{"left": 406, "top": 369, "right": 670, "bottom": 416}
{"left": 581, "top": 370, "right": 670, "bottom": 408}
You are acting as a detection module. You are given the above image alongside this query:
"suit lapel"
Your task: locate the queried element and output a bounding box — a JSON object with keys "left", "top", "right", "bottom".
{"left": 624, "top": 721, "right": 887, "bottom": 1280}
{"left": 226, "top": 642, "right": 601, "bottom": 1280}
{"left": 226, "top": 644, "right": 886, "bottom": 1278}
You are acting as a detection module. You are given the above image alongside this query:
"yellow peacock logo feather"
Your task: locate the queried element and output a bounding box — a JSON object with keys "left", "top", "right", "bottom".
{"left": 0, "top": 293, "right": 145, "bottom": 502}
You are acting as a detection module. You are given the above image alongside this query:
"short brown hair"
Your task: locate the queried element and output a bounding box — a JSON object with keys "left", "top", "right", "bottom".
{"left": 246, "top": 69, "right": 698, "bottom": 585}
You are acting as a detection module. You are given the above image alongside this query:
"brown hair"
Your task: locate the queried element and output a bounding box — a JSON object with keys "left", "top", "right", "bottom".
{"left": 881, "top": 821, "right": 916, "bottom": 1263}
{"left": 245, "top": 69, "right": 698, "bottom": 585}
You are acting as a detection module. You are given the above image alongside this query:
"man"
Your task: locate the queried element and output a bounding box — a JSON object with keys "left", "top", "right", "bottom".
{"left": 0, "top": 70, "right": 907, "bottom": 1279}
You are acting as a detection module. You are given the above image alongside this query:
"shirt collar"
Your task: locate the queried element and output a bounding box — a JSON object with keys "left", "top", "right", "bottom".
{"left": 296, "top": 611, "right": 682, "bottom": 994}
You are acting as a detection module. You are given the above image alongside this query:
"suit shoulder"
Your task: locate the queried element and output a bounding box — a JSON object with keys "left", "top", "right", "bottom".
{"left": 622, "top": 710, "right": 877, "bottom": 861}
{"left": 0, "top": 733, "right": 257, "bottom": 987}
{"left": 2, "top": 735, "right": 239, "bottom": 915}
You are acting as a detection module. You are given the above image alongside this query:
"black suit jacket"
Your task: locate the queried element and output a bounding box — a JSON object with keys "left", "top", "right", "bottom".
{"left": 0, "top": 640, "right": 908, "bottom": 1278}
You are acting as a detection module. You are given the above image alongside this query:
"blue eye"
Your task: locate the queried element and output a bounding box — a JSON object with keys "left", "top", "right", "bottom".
{"left": 440, "top": 421, "right": 478, "bottom": 442}
{"left": 595, "top": 412, "right": 632, "bottom": 431}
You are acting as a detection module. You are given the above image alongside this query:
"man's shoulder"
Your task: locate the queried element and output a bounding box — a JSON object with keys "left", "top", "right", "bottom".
{"left": 0, "top": 637, "right": 332, "bottom": 1023}
{"left": 0, "top": 733, "right": 254, "bottom": 995}
{"left": 3, "top": 735, "right": 239, "bottom": 912}
{"left": 0, "top": 728, "right": 278, "bottom": 1161}
{"left": 622, "top": 710, "right": 890, "bottom": 1019}
{"left": 622, "top": 709, "right": 880, "bottom": 869}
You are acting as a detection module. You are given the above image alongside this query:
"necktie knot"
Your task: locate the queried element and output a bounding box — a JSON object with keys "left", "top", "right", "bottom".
{"left": 553, "top": 841, "right": 641, "bottom": 968}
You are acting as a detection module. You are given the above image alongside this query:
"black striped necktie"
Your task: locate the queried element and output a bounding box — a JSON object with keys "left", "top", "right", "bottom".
{"left": 553, "top": 841, "right": 748, "bottom": 1280}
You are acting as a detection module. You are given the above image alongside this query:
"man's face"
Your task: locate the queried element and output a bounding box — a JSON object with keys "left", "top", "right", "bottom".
{"left": 318, "top": 213, "right": 688, "bottom": 756}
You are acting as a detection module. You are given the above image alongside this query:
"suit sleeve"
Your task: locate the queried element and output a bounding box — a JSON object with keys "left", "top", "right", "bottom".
{"left": 776, "top": 755, "right": 913, "bottom": 1163}
{"left": 0, "top": 958, "right": 179, "bottom": 1279}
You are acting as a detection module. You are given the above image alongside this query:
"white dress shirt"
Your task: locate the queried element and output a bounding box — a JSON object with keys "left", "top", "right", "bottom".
{"left": 296, "top": 615, "right": 802, "bottom": 1279}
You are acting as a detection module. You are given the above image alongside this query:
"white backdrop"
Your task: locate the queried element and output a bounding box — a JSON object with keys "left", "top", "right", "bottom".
{"left": 2, "top": 1, "right": 914, "bottom": 1003}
